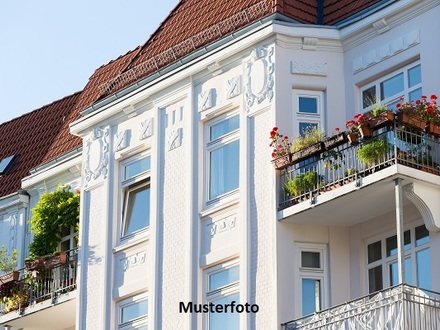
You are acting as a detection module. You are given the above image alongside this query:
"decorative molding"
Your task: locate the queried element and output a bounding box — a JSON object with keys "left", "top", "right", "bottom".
{"left": 208, "top": 61, "right": 223, "bottom": 76}
{"left": 353, "top": 30, "right": 420, "bottom": 73}
{"left": 167, "top": 127, "right": 182, "bottom": 151}
{"left": 198, "top": 89, "right": 214, "bottom": 111}
{"left": 114, "top": 130, "right": 128, "bottom": 151}
{"left": 372, "top": 18, "right": 389, "bottom": 34}
{"left": 291, "top": 61, "right": 328, "bottom": 76}
{"left": 302, "top": 37, "right": 318, "bottom": 50}
{"left": 9, "top": 213, "right": 17, "bottom": 251}
{"left": 244, "top": 45, "right": 274, "bottom": 113}
{"left": 208, "top": 215, "right": 236, "bottom": 237}
{"left": 226, "top": 76, "right": 241, "bottom": 99}
{"left": 139, "top": 118, "right": 153, "bottom": 140}
{"left": 84, "top": 126, "right": 110, "bottom": 186}
{"left": 121, "top": 251, "right": 147, "bottom": 272}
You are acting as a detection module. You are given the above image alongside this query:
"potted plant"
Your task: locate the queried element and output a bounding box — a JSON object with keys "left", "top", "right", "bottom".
{"left": 354, "top": 113, "right": 372, "bottom": 139}
{"left": 0, "top": 246, "right": 19, "bottom": 285}
{"left": 322, "top": 149, "right": 345, "bottom": 171}
{"left": 28, "top": 184, "right": 80, "bottom": 263}
{"left": 0, "top": 280, "right": 28, "bottom": 313}
{"left": 290, "top": 126, "right": 325, "bottom": 164}
{"left": 269, "top": 127, "right": 293, "bottom": 170}
{"left": 357, "top": 139, "right": 390, "bottom": 167}
{"left": 284, "top": 171, "right": 322, "bottom": 198}
{"left": 422, "top": 94, "right": 440, "bottom": 137}
{"left": 345, "top": 120, "right": 359, "bottom": 144}
{"left": 364, "top": 97, "right": 395, "bottom": 130}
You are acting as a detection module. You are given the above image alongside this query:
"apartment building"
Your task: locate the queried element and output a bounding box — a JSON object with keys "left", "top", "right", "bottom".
{"left": 1, "top": 0, "right": 440, "bottom": 329}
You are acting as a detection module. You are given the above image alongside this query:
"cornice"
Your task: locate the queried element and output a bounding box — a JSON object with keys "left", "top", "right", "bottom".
{"left": 341, "top": 0, "right": 440, "bottom": 51}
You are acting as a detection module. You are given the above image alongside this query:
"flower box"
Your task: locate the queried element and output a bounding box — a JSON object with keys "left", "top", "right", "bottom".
{"left": 425, "top": 122, "right": 440, "bottom": 138}
{"left": 291, "top": 142, "right": 324, "bottom": 165}
{"left": 24, "top": 257, "right": 45, "bottom": 271}
{"left": 368, "top": 110, "right": 395, "bottom": 130}
{"left": 358, "top": 123, "right": 372, "bottom": 139}
{"left": 323, "top": 133, "right": 348, "bottom": 150}
{"left": 44, "top": 252, "right": 68, "bottom": 269}
{"left": 397, "top": 112, "right": 426, "bottom": 131}
{"left": 346, "top": 132, "right": 359, "bottom": 144}
{"left": 272, "top": 153, "right": 292, "bottom": 170}
{"left": 0, "top": 271, "right": 19, "bottom": 285}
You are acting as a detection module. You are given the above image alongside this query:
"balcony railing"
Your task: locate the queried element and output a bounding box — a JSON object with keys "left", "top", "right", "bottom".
{"left": 0, "top": 247, "right": 78, "bottom": 315}
{"left": 280, "top": 125, "right": 440, "bottom": 209}
{"left": 282, "top": 284, "right": 440, "bottom": 330}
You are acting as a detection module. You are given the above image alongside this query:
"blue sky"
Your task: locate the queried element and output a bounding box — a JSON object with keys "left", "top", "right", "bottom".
{"left": 0, "top": 1, "right": 178, "bottom": 125}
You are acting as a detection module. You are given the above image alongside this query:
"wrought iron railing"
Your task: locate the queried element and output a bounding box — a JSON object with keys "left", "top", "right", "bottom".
{"left": 0, "top": 247, "right": 78, "bottom": 314}
{"left": 280, "top": 125, "right": 440, "bottom": 209}
{"left": 282, "top": 284, "right": 440, "bottom": 330}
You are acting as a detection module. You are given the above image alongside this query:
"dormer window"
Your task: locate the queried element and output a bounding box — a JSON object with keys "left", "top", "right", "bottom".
{"left": 0, "top": 155, "right": 15, "bottom": 175}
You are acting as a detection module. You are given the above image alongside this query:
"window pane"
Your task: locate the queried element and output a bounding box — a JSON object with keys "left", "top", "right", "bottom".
{"left": 209, "top": 266, "right": 239, "bottom": 292}
{"left": 299, "top": 122, "right": 318, "bottom": 136}
{"left": 386, "top": 231, "right": 410, "bottom": 257}
{"left": 121, "top": 300, "right": 148, "bottom": 324}
{"left": 380, "top": 73, "right": 404, "bottom": 100}
{"left": 124, "top": 185, "right": 150, "bottom": 236}
{"left": 415, "top": 225, "right": 429, "bottom": 246}
{"left": 209, "top": 141, "right": 239, "bottom": 199}
{"left": 409, "top": 88, "right": 422, "bottom": 102}
{"left": 210, "top": 116, "right": 239, "bottom": 141}
{"left": 367, "top": 241, "right": 381, "bottom": 263}
{"left": 362, "top": 86, "right": 377, "bottom": 108}
{"left": 125, "top": 157, "right": 151, "bottom": 180}
{"left": 302, "top": 279, "right": 321, "bottom": 316}
{"left": 389, "top": 258, "right": 412, "bottom": 286}
{"left": 368, "top": 265, "right": 383, "bottom": 293}
{"left": 408, "top": 65, "right": 421, "bottom": 87}
{"left": 417, "top": 248, "right": 431, "bottom": 289}
{"left": 301, "top": 252, "right": 320, "bottom": 268}
{"left": 209, "top": 293, "right": 239, "bottom": 330}
{"left": 298, "top": 97, "right": 318, "bottom": 114}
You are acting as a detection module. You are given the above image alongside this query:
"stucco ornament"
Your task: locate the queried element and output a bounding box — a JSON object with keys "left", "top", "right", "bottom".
{"left": 84, "top": 126, "right": 109, "bottom": 185}
{"left": 244, "top": 45, "right": 274, "bottom": 113}
{"left": 114, "top": 130, "right": 128, "bottom": 151}
{"left": 139, "top": 117, "right": 153, "bottom": 140}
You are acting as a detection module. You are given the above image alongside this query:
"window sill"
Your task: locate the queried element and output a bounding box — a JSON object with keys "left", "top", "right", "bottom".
{"left": 114, "top": 231, "right": 150, "bottom": 253}
{"left": 200, "top": 192, "right": 239, "bottom": 218}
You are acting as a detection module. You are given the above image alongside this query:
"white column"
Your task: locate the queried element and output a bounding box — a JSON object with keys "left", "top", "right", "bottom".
{"left": 394, "top": 178, "right": 405, "bottom": 284}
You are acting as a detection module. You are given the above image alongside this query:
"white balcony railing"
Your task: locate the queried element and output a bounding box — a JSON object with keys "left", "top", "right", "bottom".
{"left": 282, "top": 284, "right": 440, "bottom": 330}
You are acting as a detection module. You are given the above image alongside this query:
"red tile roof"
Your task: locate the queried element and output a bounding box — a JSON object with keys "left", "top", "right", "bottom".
{"left": 80, "top": 0, "right": 383, "bottom": 111}
{"left": 0, "top": 92, "right": 81, "bottom": 196}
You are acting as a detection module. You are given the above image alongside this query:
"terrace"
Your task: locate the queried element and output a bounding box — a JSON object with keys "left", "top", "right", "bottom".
{"left": 277, "top": 122, "right": 440, "bottom": 228}
{"left": 282, "top": 284, "right": 440, "bottom": 330}
{"left": 0, "top": 248, "right": 77, "bottom": 329}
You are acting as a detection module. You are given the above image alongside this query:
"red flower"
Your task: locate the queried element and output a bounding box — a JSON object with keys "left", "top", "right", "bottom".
{"left": 431, "top": 94, "right": 437, "bottom": 100}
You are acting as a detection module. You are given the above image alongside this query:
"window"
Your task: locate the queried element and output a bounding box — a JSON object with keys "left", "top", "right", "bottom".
{"left": 293, "top": 90, "right": 324, "bottom": 137}
{"left": 207, "top": 114, "right": 239, "bottom": 201}
{"left": 121, "top": 155, "right": 151, "bottom": 239}
{"left": 366, "top": 224, "right": 430, "bottom": 294}
{"left": 360, "top": 63, "right": 421, "bottom": 111}
{"left": 206, "top": 262, "right": 240, "bottom": 330}
{"left": 295, "top": 244, "right": 328, "bottom": 317}
{"left": 118, "top": 294, "right": 148, "bottom": 330}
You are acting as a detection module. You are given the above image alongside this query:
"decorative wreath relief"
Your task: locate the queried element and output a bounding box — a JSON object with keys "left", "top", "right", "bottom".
{"left": 244, "top": 46, "right": 274, "bottom": 113}
{"left": 84, "top": 126, "right": 109, "bottom": 185}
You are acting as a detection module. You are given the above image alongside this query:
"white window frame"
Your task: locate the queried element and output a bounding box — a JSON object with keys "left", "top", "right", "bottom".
{"left": 205, "top": 112, "right": 240, "bottom": 205}
{"left": 293, "top": 90, "right": 325, "bottom": 137}
{"left": 204, "top": 260, "right": 240, "bottom": 330}
{"left": 360, "top": 62, "right": 422, "bottom": 112}
{"left": 117, "top": 293, "right": 148, "bottom": 330}
{"left": 365, "top": 223, "right": 431, "bottom": 294}
{"left": 294, "top": 243, "right": 329, "bottom": 318}
{"left": 120, "top": 152, "right": 151, "bottom": 242}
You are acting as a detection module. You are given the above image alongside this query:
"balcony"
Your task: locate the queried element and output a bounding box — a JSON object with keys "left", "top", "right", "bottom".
{"left": 278, "top": 124, "right": 440, "bottom": 228}
{"left": 0, "top": 248, "right": 78, "bottom": 329}
{"left": 282, "top": 284, "right": 440, "bottom": 330}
